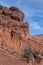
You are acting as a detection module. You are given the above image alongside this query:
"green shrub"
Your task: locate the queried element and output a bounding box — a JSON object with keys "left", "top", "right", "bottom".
{"left": 23, "top": 47, "right": 32, "bottom": 62}
{"left": 6, "top": 23, "right": 10, "bottom": 28}
{"left": 23, "top": 47, "right": 41, "bottom": 63}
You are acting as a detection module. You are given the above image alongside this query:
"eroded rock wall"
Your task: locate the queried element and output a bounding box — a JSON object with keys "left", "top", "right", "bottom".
{"left": 0, "top": 5, "right": 43, "bottom": 65}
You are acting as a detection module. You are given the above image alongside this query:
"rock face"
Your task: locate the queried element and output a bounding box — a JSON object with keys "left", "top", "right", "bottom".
{"left": 0, "top": 5, "right": 43, "bottom": 65}
{"left": 0, "top": 6, "right": 24, "bottom": 21}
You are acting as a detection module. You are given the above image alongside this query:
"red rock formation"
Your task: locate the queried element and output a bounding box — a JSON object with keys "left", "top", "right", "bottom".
{"left": 0, "top": 5, "right": 43, "bottom": 65}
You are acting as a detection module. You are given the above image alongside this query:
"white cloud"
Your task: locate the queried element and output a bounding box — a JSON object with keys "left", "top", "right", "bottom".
{"left": 29, "top": 19, "right": 43, "bottom": 30}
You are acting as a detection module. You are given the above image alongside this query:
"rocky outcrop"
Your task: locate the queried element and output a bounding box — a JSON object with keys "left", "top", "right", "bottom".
{"left": 0, "top": 5, "right": 24, "bottom": 21}
{"left": 0, "top": 5, "right": 43, "bottom": 65}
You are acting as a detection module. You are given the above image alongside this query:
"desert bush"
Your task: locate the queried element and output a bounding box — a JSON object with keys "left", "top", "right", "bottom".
{"left": 6, "top": 23, "right": 10, "bottom": 28}
{"left": 23, "top": 47, "right": 41, "bottom": 63}
{"left": 23, "top": 47, "right": 32, "bottom": 62}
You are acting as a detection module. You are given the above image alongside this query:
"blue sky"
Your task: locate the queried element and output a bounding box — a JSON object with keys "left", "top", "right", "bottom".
{"left": 0, "top": 0, "right": 43, "bottom": 35}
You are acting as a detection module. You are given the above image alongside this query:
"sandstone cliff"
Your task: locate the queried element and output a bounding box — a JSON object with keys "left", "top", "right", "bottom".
{"left": 0, "top": 5, "right": 43, "bottom": 65}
